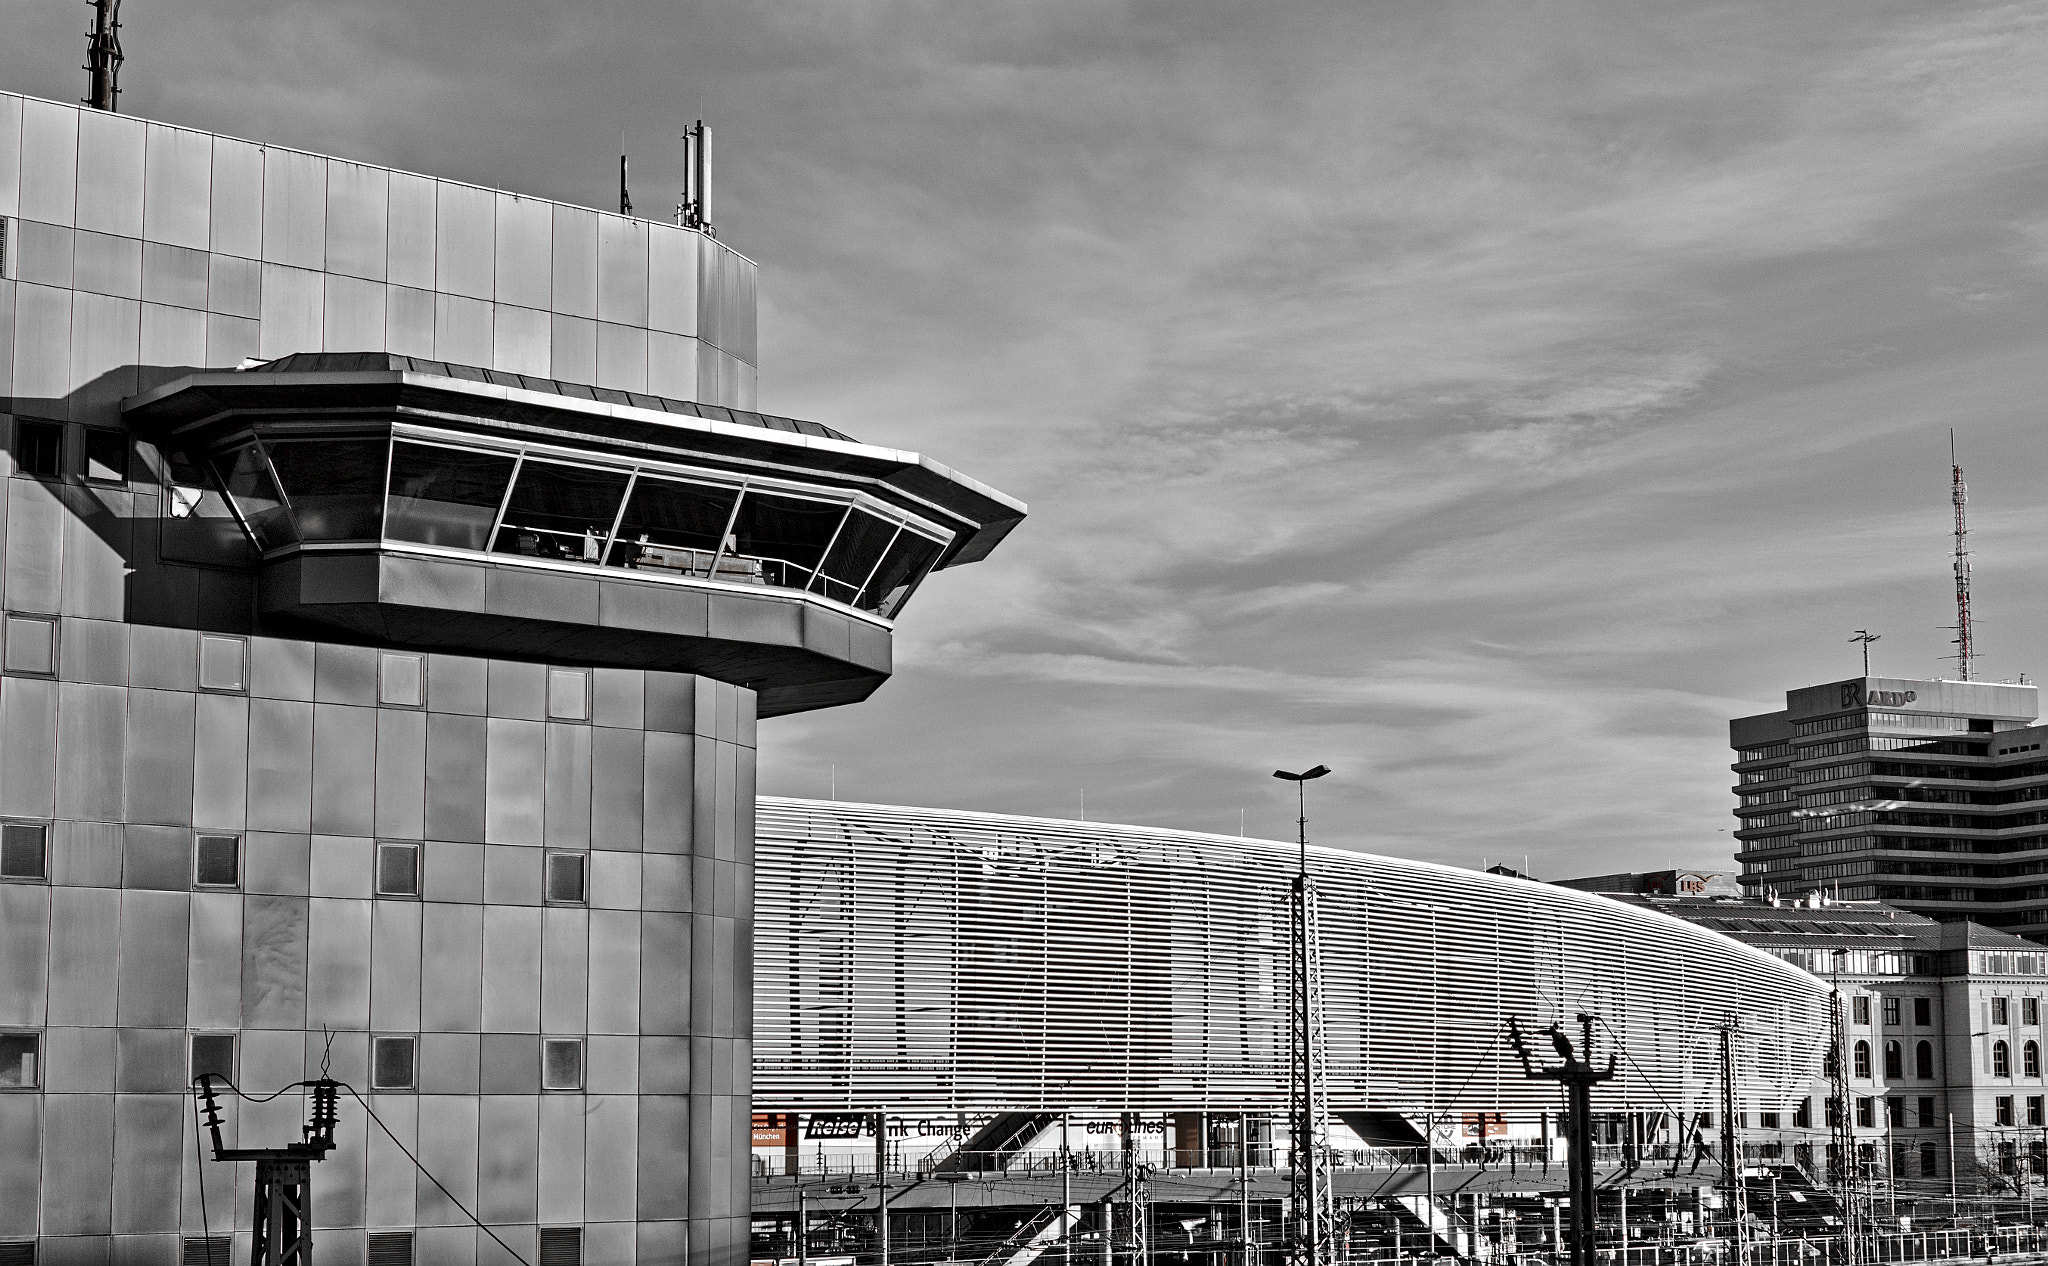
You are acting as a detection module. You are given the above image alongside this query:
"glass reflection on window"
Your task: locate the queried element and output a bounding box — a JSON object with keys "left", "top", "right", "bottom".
{"left": 728, "top": 491, "right": 846, "bottom": 590}
{"left": 209, "top": 443, "right": 297, "bottom": 552}
{"left": 863, "top": 530, "right": 944, "bottom": 617}
{"left": 268, "top": 438, "right": 388, "bottom": 540}
{"left": 809, "top": 510, "right": 898, "bottom": 606}
{"left": 606, "top": 476, "right": 741, "bottom": 575}
{"left": 387, "top": 442, "right": 516, "bottom": 550}
{"left": 491, "top": 460, "right": 631, "bottom": 561}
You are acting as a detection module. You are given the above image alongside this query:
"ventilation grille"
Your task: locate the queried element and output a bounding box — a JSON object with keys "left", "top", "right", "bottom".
{"left": 0, "top": 1242, "right": 35, "bottom": 1266}
{"left": 368, "top": 1232, "right": 415, "bottom": 1266}
{"left": 181, "top": 1238, "right": 230, "bottom": 1266}
{"left": 539, "top": 1228, "right": 583, "bottom": 1266}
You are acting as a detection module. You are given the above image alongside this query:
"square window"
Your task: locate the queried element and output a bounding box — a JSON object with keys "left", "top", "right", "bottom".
{"left": 14, "top": 420, "right": 63, "bottom": 478}
{"left": 2031, "top": 1096, "right": 2045, "bottom": 1128}
{"left": 372, "top": 1036, "right": 416, "bottom": 1090}
{"left": 1918, "top": 1096, "right": 1935, "bottom": 1127}
{"left": 1915, "top": 997, "right": 1933, "bottom": 1026}
{"left": 1998, "top": 1095, "right": 2016, "bottom": 1126}
{"left": 1995, "top": 997, "right": 2011, "bottom": 1025}
{"left": 379, "top": 653, "right": 425, "bottom": 707}
{"left": 376, "top": 843, "right": 420, "bottom": 897}
{"left": 1883, "top": 996, "right": 1901, "bottom": 1026}
{"left": 0, "top": 824, "right": 46, "bottom": 881}
{"left": 546, "top": 852, "right": 586, "bottom": 904}
{"left": 3, "top": 615, "right": 56, "bottom": 676}
{"left": 1856, "top": 1097, "right": 1874, "bottom": 1128}
{"left": 194, "top": 835, "right": 241, "bottom": 888}
{"left": 84, "top": 430, "right": 128, "bottom": 483}
{"left": 0, "top": 1033, "right": 38, "bottom": 1089}
{"left": 198, "top": 636, "right": 246, "bottom": 692}
{"left": 546, "top": 668, "right": 589, "bottom": 721}
{"left": 1853, "top": 995, "right": 1871, "bottom": 1025}
{"left": 2029, "top": 998, "right": 2041, "bottom": 1026}
{"left": 542, "top": 1037, "right": 584, "bottom": 1090}
{"left": 190, "top": 1033, "right": 235, "bottom": 1086}
{"left": 1758, "top": 1111, "right": 1780, "bottom": 1129}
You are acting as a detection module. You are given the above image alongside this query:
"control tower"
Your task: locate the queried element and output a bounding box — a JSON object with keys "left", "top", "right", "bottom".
{"left": 0, "top": 92, "right": 1022, "bottom": 1266}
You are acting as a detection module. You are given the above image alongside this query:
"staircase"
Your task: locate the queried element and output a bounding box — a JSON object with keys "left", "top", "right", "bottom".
{"left": 974, "top": 1204, "right": 1080, "bottom": 1266}
{"left": 1389, "top": 1195, "right": 1469, "bottom": 1258}
{"left": 931, "top": 1112, "right": 1062, "bottom": 1175}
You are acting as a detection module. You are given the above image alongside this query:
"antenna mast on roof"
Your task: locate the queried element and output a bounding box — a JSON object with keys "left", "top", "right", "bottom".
{"left": 619, "top": 149, "right": 633, "bottom": 217}
{"left": 83, "top": 0, "right": 124, "bottom": 112}
{"left": 1951, "top": 431, "right": 1973, "bottom": 681}
{"left": 679, "top": 120, "right": 714, "bottom": 236}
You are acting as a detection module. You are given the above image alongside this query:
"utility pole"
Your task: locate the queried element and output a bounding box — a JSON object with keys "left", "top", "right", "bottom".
{"left": 1272, "top": 766, "right": 1333, "bottom": 1266}
{"left": 1508, "top": 1014, "right": 1616, "bottom": 1266}
{"left": 875, "top": 1111, "right": 890, "bottom": 1266}
{"left": 1720, "top": 1018, "right": 1748, "bottom": 1266}
{"left": 83, "top": 0, "right": 124, "bottom": 112}
{"left": 193, "top": 1075, "right": 340, "bottom": 1266}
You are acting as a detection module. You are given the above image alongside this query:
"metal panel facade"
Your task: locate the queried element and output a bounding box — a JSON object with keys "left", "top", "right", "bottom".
{"left": 0, "top": 89, "right": 750, "bottom": 414}
{"left": 0, "top": 90, "right": 767, "bottom": 1264}
{"left": 752, "top": 799, "right": 1834, "bottom": 1118}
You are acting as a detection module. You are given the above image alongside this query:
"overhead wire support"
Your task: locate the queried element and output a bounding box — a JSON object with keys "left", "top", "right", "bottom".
{"left": 1508, "top": 1013, "right": 1615, "bottom": 1266}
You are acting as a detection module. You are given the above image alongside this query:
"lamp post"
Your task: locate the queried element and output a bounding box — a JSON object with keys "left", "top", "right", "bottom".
{"left": 1273, "top": 765, "right": 1332, "bottom": 1266}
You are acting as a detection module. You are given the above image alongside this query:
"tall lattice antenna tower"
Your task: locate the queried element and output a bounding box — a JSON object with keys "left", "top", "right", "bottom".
{"left": 1951, "top": 431, "right": 1972, "bottom": 681}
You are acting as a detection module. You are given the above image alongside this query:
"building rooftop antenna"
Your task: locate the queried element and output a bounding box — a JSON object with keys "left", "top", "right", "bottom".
{"left": 84, "top": 0, "right": 124, "bottom": 113}
{"left": 679, "top": 119, "right": 714, "bottom": 236}
{"left": 619, "top": 131, "right": 633, "bottom": 217}
{"left": 1849, "top": 629, "right": 1880, "bottom": 677}
{"left": 1951, "top": 430, "right": 1973, "bottom": 681}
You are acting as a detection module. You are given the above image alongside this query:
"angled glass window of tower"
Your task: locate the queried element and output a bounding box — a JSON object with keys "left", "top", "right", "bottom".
{"left": 0, "top": 87, "right": 1023, "bottom": 1266}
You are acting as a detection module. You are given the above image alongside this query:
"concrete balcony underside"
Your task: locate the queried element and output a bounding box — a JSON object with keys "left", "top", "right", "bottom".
{"left": 260, "top": 548, "right": 891, "bottom": 716}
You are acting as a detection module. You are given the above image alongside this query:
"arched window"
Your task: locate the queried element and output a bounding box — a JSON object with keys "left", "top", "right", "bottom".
{"left": 1994, "top": 1040, "right": 2012, "bottom": 1078}
{"left": 1855, "top": 1040, "right": 1872, "bottom": 1079}
{"left": 2027, "top": 1041, "right": 2041, "bottom": 1079}
{"left": 1918, "top": 1041, "right": 1936, "bottom": 1079}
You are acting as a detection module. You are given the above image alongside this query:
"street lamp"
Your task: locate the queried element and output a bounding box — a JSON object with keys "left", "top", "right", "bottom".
{"left": 1272, "top": 766, "right": 1331, "bottom": 872}
{"left": 1272, "top": 765, "right": 1331, "bottom": 1266}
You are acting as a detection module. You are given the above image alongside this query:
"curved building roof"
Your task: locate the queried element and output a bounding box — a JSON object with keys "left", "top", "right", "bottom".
{"left": 754, "top": 798, "right": 1832, "bottom": 1117}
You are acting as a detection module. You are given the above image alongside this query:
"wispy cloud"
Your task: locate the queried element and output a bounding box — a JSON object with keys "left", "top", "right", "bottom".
{"left": 6, "top": 0, "right": 2047, "bottom": 875}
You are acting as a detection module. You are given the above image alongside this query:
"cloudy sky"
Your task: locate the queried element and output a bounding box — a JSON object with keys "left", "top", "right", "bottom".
{"left": 8, "top": 1, "right": 2048, "bottom": 875}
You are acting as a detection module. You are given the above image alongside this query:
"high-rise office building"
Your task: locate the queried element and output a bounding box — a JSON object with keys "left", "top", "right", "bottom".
{"left": 0, "top": 90, "right": 1021, "bottom": 1266}
{"left": 1729, "top": 675, "right": 2048, "bottom": 935}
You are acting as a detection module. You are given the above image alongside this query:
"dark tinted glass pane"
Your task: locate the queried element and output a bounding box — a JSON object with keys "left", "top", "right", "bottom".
{"left": 85, "top": 429, "right": 128, "bottom": 482}
{"left": 811, "top": 511, "right": 898, "bottom": 605}
{"left": 376, "top": 844, "right": 419, "bottom": 896}
{"left": 542, "top": 1038, "right": 583, "bottom": 1090}
{"left": 373, "top": 1036, "right": 415, "bottom": 1089}
{"left": 210, "top": 444, "right": 298, "bottom": 551}
{"left": 386, "top": 443, "right": 517, "bottom": 550}
{"left": 0, "top": 824, "right": 46, "bottom": 879}
{"left": 15, "top": 420, "right": 63, "bottom": 477}
{"left": 0, "top": 1033, "right": 37, "bottom": 1088}
{"left": 195, "top": 834, "right": 240, "bottom": 887}
{"left": 190, "top": 1034, "right": 235, "bottom": 1084}
{"left": 268, "top": 439, "right": 388, "bottom": 540}
{"left": 605, "top": 477, "right": 739, "bottom": 572}
{"left": 492, "top": 461, "right": 630, "bottom": 562}
{"left": 861, "top": 530, "right": 945, "bottom": 616}
{"left": 729, "top": 492, "right": 845, "bottom": 588}
{"left": 547, "top": 853, "right": 586, "bottom": 904}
